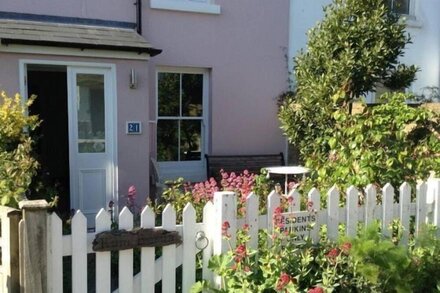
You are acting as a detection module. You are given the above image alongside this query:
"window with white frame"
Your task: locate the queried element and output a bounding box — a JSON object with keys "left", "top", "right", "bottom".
{"left": 388, "top": 0, "right": 411, "bottom": 15}
{"left": 156, "top": 69, "right": 208, "bottom": 163}
{"left": 150, "top": 0, "right": 220, "bottom": 14}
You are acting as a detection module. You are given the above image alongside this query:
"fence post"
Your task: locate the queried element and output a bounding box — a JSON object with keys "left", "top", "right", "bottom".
{"left": 18, "top": 200, "right": 49, "bottom": 293}
{"left": 0, "top": 207, "right": 21, "bottom": 293}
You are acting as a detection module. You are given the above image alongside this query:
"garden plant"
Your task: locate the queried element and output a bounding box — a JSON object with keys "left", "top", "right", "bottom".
{"left": 277, "top": 0, "right": 440, "bottom": 194}
{"left": 0, "top": 91, "right": 39, "bottom": 207}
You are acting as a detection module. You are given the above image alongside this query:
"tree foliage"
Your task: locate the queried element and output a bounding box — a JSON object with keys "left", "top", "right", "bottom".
{"left": 0, "top": 91, "right": 39, "bottom": 207}
{"left": 278, "top": 0, "right": 439, "bottom": 192}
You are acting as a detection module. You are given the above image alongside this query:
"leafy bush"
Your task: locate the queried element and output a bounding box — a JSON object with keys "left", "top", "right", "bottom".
{"left": 407, "top": 226, "right": 440, "bottom": 291}
{"left": 0, "top": 91, "right": 39, "bottom": 207}
{"left": 155, "top": 169, "right": 275, "bottom": 222}
{"left": 306, "top": 93, "right": 440, "bottom": 193}
{"left": 278, "top": 0, "right": 439, "bottom": 194}
{"left": 193, "top": 211, "right": 440, "bottom": 292}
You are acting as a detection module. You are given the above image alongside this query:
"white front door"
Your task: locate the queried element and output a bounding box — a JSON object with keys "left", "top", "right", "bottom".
{"left": 67, "top": 67, "right": 115, "bottom": 225}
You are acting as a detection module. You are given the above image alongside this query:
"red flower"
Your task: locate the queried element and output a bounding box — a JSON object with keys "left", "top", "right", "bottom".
{"left": 276, "top": 272, "right": 291, "bottom": 291}
{"left": 222, "top": 221, "right": 231, "bottom": 238}
{"left": 273, "top": 206, "right": 284, "bottom": 229}
{"left": 308, "top": 287, "right": 324, "bottom": 293}
{"left": 234, "top": 244, "right": 247, "bottom": 263}
{"left": 340, "top": 242, "right": 352, "bottom": 254}
{"left": 326, "top": 248, "right": 340, "bottom": 259}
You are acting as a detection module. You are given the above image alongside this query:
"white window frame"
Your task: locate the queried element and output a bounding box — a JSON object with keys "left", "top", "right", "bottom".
{"left": 389, "top": 0, "right": 413, "bottom": 16}
{"left": 155, "top": 67, "right": 209, "bottom": 181}
{"left": 150, "top": 0, "right": 220, "bottom": 15}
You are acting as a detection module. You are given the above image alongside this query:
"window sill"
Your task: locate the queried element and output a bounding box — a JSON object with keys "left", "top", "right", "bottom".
{"left": 150, "top": 0, "right": 221, "bottom": 15}
{"left": 401, "top": 15, "right": 423, "bottom": 29}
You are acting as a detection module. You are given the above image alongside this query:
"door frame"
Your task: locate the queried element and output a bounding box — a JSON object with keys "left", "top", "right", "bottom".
{"left": 19, "top": 59, "right": 118, "bottom": 214}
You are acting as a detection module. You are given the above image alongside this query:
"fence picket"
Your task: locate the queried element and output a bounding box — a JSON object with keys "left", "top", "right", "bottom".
{"left": 140, "top": 206, "right": 155, "bottom": 293}
{"left": 382, "top": 184, "right": 394, "bottom": 237}
{"left": 346, "top": 186, "right": 358, "bottom": 237}
{"left": 415, "top": 182, "right": 427, "bottom": 237}
{"left": 213, "top": 192, "right": 236, "bottom": 288}
{"left": 365, "top": 184, "right": 377, "bottom": 226}
{"left": 427, "top": 179, "right": 440, "bottom": 229}
{"left": 246, "top": 193, "right": 259, "bottom": 250}
{"left": 287, "top": 189, "right": 301, "bottom": 212}
{"left": 202, "top": 202, "right": 214, "bottom": 283}
{"left": 182, "top": 203, "right": 197, "bottom": 293}
{"left": 118, "top": 207, "right": 134, "bottom": 293}
{"left": 327, "top": 186, "right": 339, "bottom": 241}
{"left": 308, "top": 188, "right": 321, "bottom": 243}
{"left": 95, "top": 209, "right": 111, "bottom": 293}
{"left": 162, "top": 204, "right": 177, "bottom": 293}
{"left": 71, "top": 211, "right": 87, "bottom": 293}
{"left": 267, "top": 190, "right": 280, "bottom": 244}
{"left": 399, "top": 183, "right": 411, "bottom": 246}
{"left": 47, "top": 212, "right": 63, "bottom": 293}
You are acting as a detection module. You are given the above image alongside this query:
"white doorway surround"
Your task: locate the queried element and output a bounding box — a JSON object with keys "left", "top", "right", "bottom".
{"left": 20, "top": 60, "right": 118, "bottom": 226}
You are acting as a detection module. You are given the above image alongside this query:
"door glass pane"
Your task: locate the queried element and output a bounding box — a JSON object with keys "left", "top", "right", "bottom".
{"left": 76, "top": 74, "right": 105, "bottom": 153}
{"left": 180, "top": 120, "right": 201, "bottom": 161}
{"left": 157, "top": 120, "right": 179, "bottom": 161}
{"left": 158, "top": 73, "right": 180, "bottom": 116}
{"left": 182, "top": 74, "right": 203, "bottom": 117}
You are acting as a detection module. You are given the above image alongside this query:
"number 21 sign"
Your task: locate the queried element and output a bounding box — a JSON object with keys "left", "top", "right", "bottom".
{"left": 126, "top": 121, "right": 142, "bottom": 135}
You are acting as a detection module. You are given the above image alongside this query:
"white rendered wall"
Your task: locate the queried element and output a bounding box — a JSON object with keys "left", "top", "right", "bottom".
{"left": 288, "top": 0, "right": 440, "bottom": 97}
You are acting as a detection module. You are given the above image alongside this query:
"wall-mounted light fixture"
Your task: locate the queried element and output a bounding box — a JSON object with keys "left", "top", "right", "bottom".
{"left": 129, "top": 69, "right": 137, "bottom": 89}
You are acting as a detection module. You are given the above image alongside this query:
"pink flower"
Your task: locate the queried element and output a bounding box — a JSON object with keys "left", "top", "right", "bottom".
{"left": 127, "top": 185, "right": 137, "bottom": 205}
{"left": 128, "top": 185, "right": 137, "bottom": 197}
{"left": 234, "top": 244, "right": 247, "bottom": 263}
{"left": 276, "top": 272, "right": 291, "bottom": 291}
{"left": 308, "top": 287, "right": 324, "bottom": 293}
{"left": 326, "top": 248, "right": 340, "bottom": 260}
{"left": 341, "top": 242, "right": 352, "bottom": 254}
{"left": 222, "top": 221, "right": 231, "bottom": 238}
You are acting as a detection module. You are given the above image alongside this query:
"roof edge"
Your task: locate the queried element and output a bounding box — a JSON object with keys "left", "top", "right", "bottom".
{"left": 1, "top": 38, "right": 162, "bottom": 56}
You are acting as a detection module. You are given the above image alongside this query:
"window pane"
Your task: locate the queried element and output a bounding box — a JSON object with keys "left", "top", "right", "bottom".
{"left": 180, "top": 120, "right": 202, "bottom": 161}
{"left": 182, "top": 74, "right": 203, "bottom": 117}
{"left": 390, "top": 0, "right": 410, "bottom": 14}
{"left": 158, "top": 72, "right": 180, "bottom": 116}
{"left": 157, "top": 120, "right": 178, "bottom": 161}
{"left": 76, "top": 74, "right": 105, "bottom": 153}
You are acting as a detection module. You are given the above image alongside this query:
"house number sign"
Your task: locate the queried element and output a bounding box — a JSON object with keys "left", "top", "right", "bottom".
{"left": 92, "top": 228, "right": 182, "bottom": 251}
{"left": 126, "top": 121, "right": 142, "bottom": 134}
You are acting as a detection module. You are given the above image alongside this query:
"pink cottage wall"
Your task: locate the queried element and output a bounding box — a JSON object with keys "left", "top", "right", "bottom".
{"left": 0, "top": 0, "right": 134, "bottom": 23}
{"left": 0, "top": 52, "right": 151, "bottom": 202}
{"left": 144, "top": 0, "right": 290, "bottom": 155}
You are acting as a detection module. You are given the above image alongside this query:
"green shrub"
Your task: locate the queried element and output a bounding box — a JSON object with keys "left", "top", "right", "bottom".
{"left": 193, "top": 218, "right": 440, "bottom": 292}
{"left": 305, "top": 93, "right": 440, "bottom": 193}
{"left": 0, "top": 91, "right": 39, "bottom": 207}
{"left": 278, "top": 0, "right": 439, "bottom": 195}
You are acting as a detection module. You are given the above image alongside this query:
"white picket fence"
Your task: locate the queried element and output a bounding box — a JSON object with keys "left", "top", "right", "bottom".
{"left": 40, "top": 179, "right": 440, "bottom": 293}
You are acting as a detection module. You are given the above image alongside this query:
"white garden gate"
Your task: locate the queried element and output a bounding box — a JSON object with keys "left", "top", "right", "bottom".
{"left": 4, "top": 178, "right": 440, "bottom": 292}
